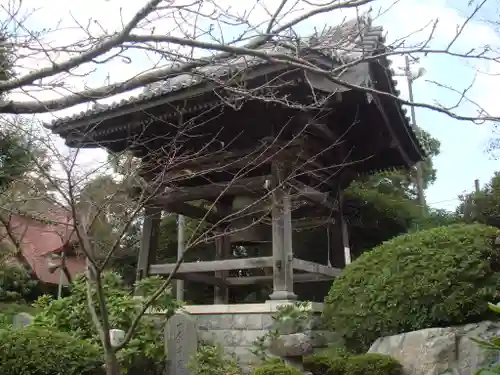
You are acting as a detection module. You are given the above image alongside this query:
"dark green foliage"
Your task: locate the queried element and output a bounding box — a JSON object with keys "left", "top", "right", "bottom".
{"left": 470, "top": 303, "right": 500, "bottom": 374}
{"left": 251, "top": 362, "right": 303, "bottom": 375}
{"left": 345, "top": 180, "right": 421, "bottom": 229}
{"left": 412, "top": 208, "right": 462, "bottom": 231}
{"left": 344, "top": 354, "right": 403, "bottom": 375}
{"left": 340, "top": 127, "right": 442, "bottom": 254}
{"left": 344, "top": 181, "right": 421, "bottom": 254}
{"left": 458, "top": 171, "right": 500, "bottom": 227}
{"left": 32, "top": 272, "right": 180, "bottom": 374}
{"left": 303, "top": 355, "right": 347, "bottom": 375}
{"left": 0, "top": 302, "right": 38, "bottom": 328}
{"left": 0, "top": 129, "right": 39, "bottom": 191}
{"left": 0, "top": 35, "right": 32, "bottom": 193}
{"left": 0, "top": 302, "right": 37, "bottom": 328}
{"left": 303, "top": 352, "right": 402, "bottom": 375}
{"left": 0, "top": 263, "right": 39, "bottom": 302}
{"left": 323, "top": 223, "right": 500, "bottom": 352}
{"left": 475, "top": 366, "right": 500, "bottom": 375}
{"left": 313, "top": 345, "right": 350, "bottom": 358}
{"left": 0, "top": 32, "right": 14, "bottom": 83}
{"left": 0, "top": 325, "right": 103, "bottom": 375}
{"left": 188, "top": 344, "right": 241, "bottom": 375}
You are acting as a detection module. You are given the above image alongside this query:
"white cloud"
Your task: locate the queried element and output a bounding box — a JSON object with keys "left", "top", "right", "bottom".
{"left": 12, "top": 0, "right": 497, "bottom": 112}
{"left": 1, "top": 0, "right": 498, "bottom": 201}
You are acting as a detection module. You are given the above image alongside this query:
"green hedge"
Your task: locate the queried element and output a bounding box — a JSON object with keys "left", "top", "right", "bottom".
{"left": 323, "top": 223, "right": 500, "bottom": 352}
{"left": 0, "top": 263, "right": 39, "bottom": 302}
{"left": 251, "top": 362, "right": 303, "bottom": 375}
{"left": 303, "top": 353, "right": 402, "bottom": 375}
{"left": 32, "top": 272, "right": 179, "bottom": 374}
{"left": 344, "top": 354, "right": 402, "bottom": 375}
{"left": 303, "top": 355, "right": 347, "bottom": 375}
{"left": 0, "top": 302, "right": 38, "bottom": 328}
{"left": 0, "top": 325, "right": 103, "bottom": 375}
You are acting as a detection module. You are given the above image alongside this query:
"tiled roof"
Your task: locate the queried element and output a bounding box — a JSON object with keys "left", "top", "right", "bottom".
{"left": 47, "top": 14, "right": 385, "bottom": 129}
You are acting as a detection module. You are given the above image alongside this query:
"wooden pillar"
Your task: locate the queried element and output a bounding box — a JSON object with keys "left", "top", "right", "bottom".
{"left": 327, "top": 187, "right": 351, "bottom": 268}
{"left": 334, "top": 188, "right": 352, "bottom": 267}
{"left": 176, "top": 214, "right": 185, "bottom": 302}
{"left": 269, "top": 161, "right": 297, "bottom": 301}
{"left": 282, "top": 193, "right": 295, "bottom": 293}
{"left": 214, "top": 235, "right": 231, "bottom": 303}
{"left": 214, "top": 199, "right": 232, "bottom": 304}
{"left": 339, "top": 189, "right": 351, "bottom": 265}
{"left": 136, "top": 206, "right": 161, "bottom": 283}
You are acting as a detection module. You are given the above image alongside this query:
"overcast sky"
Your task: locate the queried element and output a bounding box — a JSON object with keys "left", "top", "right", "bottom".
{"left": 5, "top": 0, "right": 499, "bottom": 212}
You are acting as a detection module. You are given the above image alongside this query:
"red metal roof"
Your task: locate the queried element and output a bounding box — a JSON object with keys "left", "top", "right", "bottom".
{"left": 4, "top": 211, "right": 86, "bottom": 285}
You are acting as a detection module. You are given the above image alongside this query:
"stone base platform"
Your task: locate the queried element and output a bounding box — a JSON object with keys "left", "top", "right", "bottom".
{"left": 150, "top": 301, "right": 330, "bottom": 372}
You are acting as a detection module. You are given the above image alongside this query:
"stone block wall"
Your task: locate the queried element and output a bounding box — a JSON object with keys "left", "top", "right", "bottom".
{"left": 183, "top": 302, "right": 329, "bottom": 372}
{"left": 149, "top": 301, "right": 336, "bottom": 373}
{"left": 196, "top": 311, "right": 272, "bottom": 370}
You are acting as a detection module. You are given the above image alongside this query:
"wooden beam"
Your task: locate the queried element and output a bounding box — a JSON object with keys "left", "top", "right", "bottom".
{"left": 146, "top": 144, "right": 301, "bottom": 180}
{"left": 293, "top": 217, "right": 335, "bottom": 229}
{"left": 288, "top": 179, "right": 339, "bottom": 211}
{"left": 311, "top": 122, "right": 337, "bottom": 141}
{"left": 283, "top": 148, "right": 333, "bottom": 184}
{"left": 165, "top": 202, "right": 222, "bottom": 224}
{"left": 292, "top": 258, "right": 342, "bottom": 277}
{"left": 149, "top": 256, "right": 273, "bottom": 274}
{"left": 226, "top": 273, "right": 334, "bottom": 285}
{"left": 158, "top": 198, "right": 271, "bottom": 226}
{"left": 151, "top": 175, "right": 271, "bottom": 205}
{"left": 300, "top": 114, "right": 338, "bottom": 142}
{"left": 174, "top": 272, "right": 228, "bottom": 288}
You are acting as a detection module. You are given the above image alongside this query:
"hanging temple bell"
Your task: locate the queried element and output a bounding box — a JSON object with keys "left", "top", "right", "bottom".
{"left": 228, "top": 196, "right": 272, "bottom": 245}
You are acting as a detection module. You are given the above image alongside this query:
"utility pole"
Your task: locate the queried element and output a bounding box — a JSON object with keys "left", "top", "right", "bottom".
{"left": 472, "top": 179, "right": 480, "bottom": 221}
{"left": 405, "top": 55, "right": 427, "bottom": 215}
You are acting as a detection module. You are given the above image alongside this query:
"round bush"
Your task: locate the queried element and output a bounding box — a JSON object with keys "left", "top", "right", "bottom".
{"left": 344, "top": 354, "right": 403, "bottom": 375}
{"left": 251, "top": 362, "right": 303, "bottom": 375}
{"left": 0, "top": 302, "right": 38, "bottom": 328}
{"left": 323, "top": 223, "right": 500, "bottom": 352}
{"left": 0, "top": 325, "right": 103, "bottom": 375}
{"left": 33, "top": 272, "right": 178, "bottom": 374}
{"left": 303, "top": 355, "right": 347, "bottom": 375}
{"left": 0, "top": 263, "right": 39, "bottom": 302}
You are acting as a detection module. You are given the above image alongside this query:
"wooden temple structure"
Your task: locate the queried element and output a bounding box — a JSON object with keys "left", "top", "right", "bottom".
{"left": 46, "top": 16, "right": 424, "bottom": 302}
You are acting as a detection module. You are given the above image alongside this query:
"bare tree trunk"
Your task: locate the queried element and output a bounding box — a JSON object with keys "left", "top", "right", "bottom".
{"left": 104, "top": 351, "right": 120, "bottom": 375}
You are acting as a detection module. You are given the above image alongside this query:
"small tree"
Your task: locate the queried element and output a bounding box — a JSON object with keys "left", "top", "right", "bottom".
{"left": 16, "top": 126, "right": 288, "bottom": 374}
{"left": 0, "top": 1, "right": 498, "bottom": 373}
{"left": 458, "top": 172, "right": 500, "bottom": 227}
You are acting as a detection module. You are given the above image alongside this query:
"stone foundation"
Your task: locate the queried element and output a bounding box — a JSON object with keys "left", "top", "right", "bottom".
{"left": 192, "top": 301, "right": 328, "bottom": 371}
{"left": 150, "top": 301, "right": 332, "bottom": 372}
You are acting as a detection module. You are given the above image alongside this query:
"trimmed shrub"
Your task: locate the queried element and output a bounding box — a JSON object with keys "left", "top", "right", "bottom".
{"left": 189, "top": 344, "right": 241, "bottom": 375}
{"left": 323, "top": 223, "right": 500, "bottom": 352}
{"left": 313, "top": 345, "right": 350, "bottom": 358}
{"left": 33, "top": 272, "right": 181, "bottom": 375}
{"left": 344, "top": 353, "right": 403, "bottom": 375}
{"left": 0, "top": 302, "right": 38, "bottom": 328}
{"left": 0, "top": 263, "right": 39, "bottom": 302}
{"left": 0, "top": 325, "right": 103, "bottom": 375}
{"left": 303, "top": 355, "right": 347, "bottom": 375}
{"left": 251, "top": 362, "right": 303, "bottom": 375}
